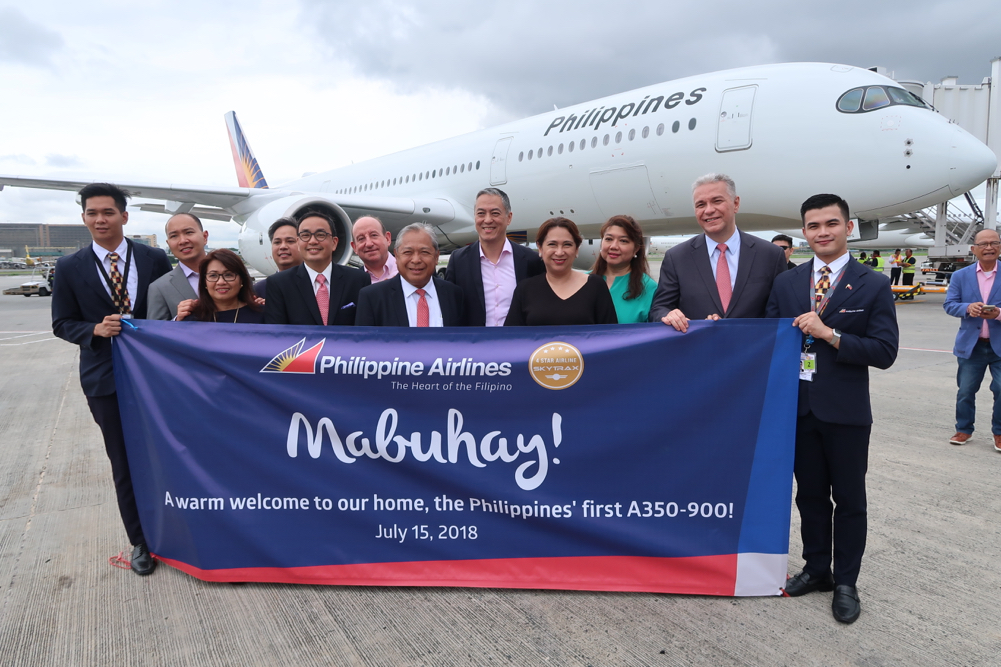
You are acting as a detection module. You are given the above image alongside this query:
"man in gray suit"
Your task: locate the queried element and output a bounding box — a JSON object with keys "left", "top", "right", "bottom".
{"left": 147, "top": 213, "right": 209, "bottom": 320}
{"left": 650, "top": 173, "right": 787, "bottom": 331}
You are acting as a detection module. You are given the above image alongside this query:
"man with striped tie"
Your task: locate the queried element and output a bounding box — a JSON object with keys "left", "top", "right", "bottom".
{"left": 51, "top": 183, "right": 172, "bottom": 575}
{"left": 766, "top": 193, "right": 899, "bottom": 624}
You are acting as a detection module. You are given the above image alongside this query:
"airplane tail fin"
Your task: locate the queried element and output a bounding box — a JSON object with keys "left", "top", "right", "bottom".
{"left": 224, "top": 111, "right": 269, "bottom": 189}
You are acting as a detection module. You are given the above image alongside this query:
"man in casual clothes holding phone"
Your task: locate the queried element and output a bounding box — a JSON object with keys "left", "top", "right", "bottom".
{"left": 944, "top": 228, "right": 1001, "bottom": 451}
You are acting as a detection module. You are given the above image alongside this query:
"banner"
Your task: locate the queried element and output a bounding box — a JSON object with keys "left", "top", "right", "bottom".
{"left": 114, "top": 319, "right": 799, "bottom": 595}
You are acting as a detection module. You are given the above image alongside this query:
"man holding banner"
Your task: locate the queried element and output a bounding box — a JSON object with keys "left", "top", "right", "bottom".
{"left": 766, "top": 193, "right": 898, "bottom": 624}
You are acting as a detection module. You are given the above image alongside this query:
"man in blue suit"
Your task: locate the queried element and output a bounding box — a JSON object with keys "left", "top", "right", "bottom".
{"left": 51, "top": 183, "right": 172, "bottom": 575}
{"left": 943, "top": 228, "right": 1001, "bottom": 451}
{"left": 766, "top": 194, "right": 898, "bottom": 624}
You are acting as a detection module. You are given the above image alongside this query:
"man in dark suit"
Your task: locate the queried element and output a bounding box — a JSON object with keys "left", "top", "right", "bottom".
{"left": 51, "top": 183, "right": 172, "bottom": 575}
{"left": 265, "top": 210, "right": 370, "bottom": 325}
{"left": 444, "top": 188, "right": 544, "bottom": 326}
{"left": 253, "top": 217, "right": 302, "bottom": 299}
{"left": 147, "top": 212, "right": 208, "bottom": 319}
{"left": 357, "top": 223, "right": 465, "bottom": 326}
{"left": 650, "top": 173, "right": 787, "bottom": 331}
{"left": 766, "top": 193, "right": 898, "bottom": 624}
{"left": 772, "top": 233, "right": 799, "bottom": 271}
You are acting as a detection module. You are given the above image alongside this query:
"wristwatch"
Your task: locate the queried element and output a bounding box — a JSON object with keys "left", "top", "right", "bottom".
{"left": 831, "top": 329, "right": 842, "bottom": 346}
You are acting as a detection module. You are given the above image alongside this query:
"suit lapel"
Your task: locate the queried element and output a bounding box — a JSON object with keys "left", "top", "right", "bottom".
{"left": 84, "top": 247, "right": 117, "bottom": 310}
{"left": 691, "top": 236, "right": 724, "bottom": 315}
{"left": 170, "top": 265, "right": 196, "bottom": 300}
{"left": 793, "top": 262, "right": 813, "bottom": 315}
{"left": 391, "top": 276, "right": 410, "bottom": 326}
{"left": 512, "top": 243, "right": 528, "bottom": 282}
{"left": 727, "top": 231, "right": 755, "bottom": 315}
{"left": 986, "top": 265, "right": 1001, "bottom": 303}
{"left": 435, "top": 277, "right": 456, "bottom": 326}
{"left": 325, "top": 266, "right": 348, "bottom": 324}
{"left": 296, "top": 265, "right": 324, "bottom": 325}
{"left": 470, "top": 242, "right": 486, "bottom": 313}
{"left": 821, "top": 258, "right": 865, "bottom": 316}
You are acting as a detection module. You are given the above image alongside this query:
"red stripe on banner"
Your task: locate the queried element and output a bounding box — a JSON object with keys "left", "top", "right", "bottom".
{"left": 154, "top": 553, "right": 739, "bottom": 595}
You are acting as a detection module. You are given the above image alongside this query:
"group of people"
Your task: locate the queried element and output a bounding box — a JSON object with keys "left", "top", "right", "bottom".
{"left": 857, "top": 249, "right": 918, "bottom": 285}
{"left": 53, "top": 175, "right": 901, "bottom": 626}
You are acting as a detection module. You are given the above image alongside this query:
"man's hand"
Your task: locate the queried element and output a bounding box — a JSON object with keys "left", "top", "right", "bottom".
{"left": 175, "top": 299, "right": 197, "bottom": 321}
{"left": 93, "top": 314, "right": 122, "bottom": 338}
{"left": 252, "top": 296, "right": 265, "bottom": 307}
{"left": 706, "top": 314, "right": 721, "bottom": 321}
{"left": 792, "top": 311, "right": 835, "bottom": 344}
{"left": 969, "top": 301, "right": 998, "bottom": 319}
{"left": 661, "top": 308, "right": 690, "bottom": 333}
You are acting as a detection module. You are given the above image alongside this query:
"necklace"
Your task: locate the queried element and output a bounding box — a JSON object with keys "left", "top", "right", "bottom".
{"left": 213, "top": 305, "right": 242, "bottom": 323}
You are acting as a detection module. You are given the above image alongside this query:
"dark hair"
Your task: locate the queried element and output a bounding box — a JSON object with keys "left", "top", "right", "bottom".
{"left": 872, "top": 250, "right": 881, "bottom": 257}
{"left": 296, "top": 209, "right": 336, "bottom": 236}
{"left": 894, "top": 248, "right": 901, "bottom": 253}
{"left": 590, "top": 215, "right": 649, "bottom": 300}
{"left": 268, "top": 217, "right": 298, "bottom": 241}
{"left": 475, "top": 187, "right": 512, "bottom": 214}
{"left": 189, "top": 249, "right": 260, "bottom": 321}
{"left": 78, "top": 183, "right": 130, "bottom": 213}
{"left": 168, "top": 212, "right": 203, "bottom": 231}
{"left": 771, "top": 234, "right": 794, "bottom": 246}
{"left": 536, "top": 217, "right": 582, "bottom": 248}
{"left": 800, "top": 193, "right": 850, "bottom": 223}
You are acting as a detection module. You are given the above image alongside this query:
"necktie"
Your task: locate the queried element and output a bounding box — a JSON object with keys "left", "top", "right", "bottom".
{"left": 814, "top": 266, "right": 832, "bottom": 312}
{"left": 108, "top": 251, "right": 131, "bottom": 315}
{"left": 416, "top": 288, "right": 429, "bottom": 327}
{"left": 715, "top": 243, "right": 731, "bottom": 313}
{"left": 315, "top": 274, "right": 329, "bottom": 325}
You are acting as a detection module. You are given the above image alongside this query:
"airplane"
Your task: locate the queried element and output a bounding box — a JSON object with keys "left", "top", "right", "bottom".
{"left": 0, "top": 62, "right": 995, "bottom": 277}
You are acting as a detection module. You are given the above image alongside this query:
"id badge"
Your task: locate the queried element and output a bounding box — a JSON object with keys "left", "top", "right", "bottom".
{"left": 800, "top": 352, "right": 817, "bottom": 382}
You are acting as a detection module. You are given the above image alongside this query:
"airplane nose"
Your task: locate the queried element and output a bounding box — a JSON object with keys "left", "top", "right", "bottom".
{"left": 949, "top": 130, "right": 997, "bottom": 196}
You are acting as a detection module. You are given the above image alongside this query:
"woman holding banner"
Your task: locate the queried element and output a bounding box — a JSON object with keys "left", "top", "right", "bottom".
{"left": 590, "top": 215, "right": 656, "bottom": 324}
{"left": 175, "top": 249, "right": 264, "bottom": 323}
{"left": 505, "top": 217, "right": 617, "bottom": 326}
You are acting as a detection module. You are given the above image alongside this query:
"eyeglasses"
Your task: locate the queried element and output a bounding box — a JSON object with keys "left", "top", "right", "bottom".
{"left": 975, "top": 241, "right": 1001, "bottom": 248}
{"left": 206, "top": 271, "right": 239, "bottom": 283}
{"left": 298, "top": 230, "right": 332, "bottom": 242}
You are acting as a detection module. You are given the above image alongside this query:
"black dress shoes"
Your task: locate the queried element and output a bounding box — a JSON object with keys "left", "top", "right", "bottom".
{"left": 783, "top": 570, "right": 834, "bottom": 596}
{"left": 832, "top": 585, "right": 861, "bottom": 624}
{"left": 131, "top": 543, "right": 157, "bottom": 576}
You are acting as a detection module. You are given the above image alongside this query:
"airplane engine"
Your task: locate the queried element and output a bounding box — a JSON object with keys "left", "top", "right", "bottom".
{"left": 238, "top": 195, "right": 353, "bottom": 276}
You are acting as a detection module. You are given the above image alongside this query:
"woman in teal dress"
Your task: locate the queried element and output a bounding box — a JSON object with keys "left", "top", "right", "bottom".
{"left": 591, "top": 215, "right": 656, "bottom": 323}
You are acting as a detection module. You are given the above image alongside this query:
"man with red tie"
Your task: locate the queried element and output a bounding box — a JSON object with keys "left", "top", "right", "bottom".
{"left": 356, "top": 223, "right": 465, "bottom": 327}
{"left": 649, "top": 173, "right": 787, "bottom": 330}
{"left": 264, "top": 210, "right": 370, "bottom": 326}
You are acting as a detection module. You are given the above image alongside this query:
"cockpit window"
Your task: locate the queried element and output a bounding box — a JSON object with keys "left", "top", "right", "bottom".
{"left": 838, "top": 85, "right": 933, "bottom": 113}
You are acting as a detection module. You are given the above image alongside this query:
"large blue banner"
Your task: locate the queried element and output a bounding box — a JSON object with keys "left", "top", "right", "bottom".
{"left": 113, "top": 319, "right": 799, "bottom": 595}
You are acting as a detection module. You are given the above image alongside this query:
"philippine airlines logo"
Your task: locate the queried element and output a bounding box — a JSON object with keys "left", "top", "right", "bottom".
{"left": 260, "top": 338, "right": 326, "bottom": 374}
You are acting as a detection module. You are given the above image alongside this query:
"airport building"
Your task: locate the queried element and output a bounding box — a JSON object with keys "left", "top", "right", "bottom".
{"left": 0, "top": 223, "right": 157, "bottom": 257}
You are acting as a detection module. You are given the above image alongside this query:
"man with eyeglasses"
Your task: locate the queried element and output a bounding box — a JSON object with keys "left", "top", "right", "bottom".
{"left": 264, "top": 210, "right": 370, "bottom": 326}
{"left": 944, "top": 229, "right": 1001, "bottom": 452}
{"left": 772, "top": 234, "right": 798, "bottom": 270}
{"left": 356, "top": 223, "right": 465, "bottom": 326}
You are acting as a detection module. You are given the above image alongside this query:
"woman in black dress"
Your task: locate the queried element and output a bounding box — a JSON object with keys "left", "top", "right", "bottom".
{"left": 505, "top": 217, "right": 617, "bottom": 326}
{"left": 176, "top": 249, "right": 264, "bottom": 323}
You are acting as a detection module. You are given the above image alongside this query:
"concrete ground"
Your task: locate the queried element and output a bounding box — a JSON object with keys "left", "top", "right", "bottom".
{"left": 0, "top": 271, "right": 998, "bottom": 667}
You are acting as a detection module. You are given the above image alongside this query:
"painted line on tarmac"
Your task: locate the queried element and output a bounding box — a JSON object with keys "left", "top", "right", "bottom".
{"left": 0, "top": 337, "right": 57, "bottom": 347}
{"left": 0, "top": 331, "right": 51, "bottom": 341}
{"left": 900, "top": 346, "right": 952, "bottom": 354}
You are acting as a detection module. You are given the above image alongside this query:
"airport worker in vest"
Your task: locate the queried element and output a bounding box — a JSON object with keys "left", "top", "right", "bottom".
{"left": 254, "top": 217, "right": 303, "bottom": 298}
{"left": 264, "top": 210, "right": 370, "bottom": 325}
{"left": 901, "top": 249, "right": 917, "bottom": 285}
{"left": 351, "top": 216, "right": 398, "bottom": 284}
{"left": 944, "top": 229, "right": 1001, "bottom": 452}
{"left": 51, "top": 183, "right": 172, "bottom": 575}
{"left": 889, "top": 249, "right": 903, "bottom": 285}
{"left": 650, "top": 173, "right": 787, "bottom": 331}
{"left": 444, "top": 188, "right": 545, "bottom": 326}
{"left": 356, "top": 223, "right": 464, "bottom": 326}
{"left": 766, "top": 193, "right": 898, "bottom": 624}
{"left": 871, "top": 250, "right": 884, "bottom": 272}
{"left": 147, "top": 213, "right": 208, "bottom": 320}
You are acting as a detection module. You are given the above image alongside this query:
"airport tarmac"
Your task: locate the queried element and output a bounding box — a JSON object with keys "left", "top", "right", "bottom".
{"left": 0, "top": 271, "right": 998, "bottom": 667}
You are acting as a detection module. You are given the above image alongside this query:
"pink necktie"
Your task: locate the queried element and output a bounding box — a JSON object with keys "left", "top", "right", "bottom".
{"left": 716, "top": 243, "right": 731, "bottom": 313}
{"left": 315, "top": 274, "right": 329, "bottom": 325}
{"left": 416, "top": 288, "right": 429, "bottom": 327}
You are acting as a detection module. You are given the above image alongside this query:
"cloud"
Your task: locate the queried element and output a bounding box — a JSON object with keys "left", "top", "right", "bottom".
{"left": 0, "top": 7, "right": 63, "bottom": 67}
{"left": 302, "top": 0, "right": 1000, "bottom": 118}
{"left": 45, "top": 154, "right": 83, "bottom": 168}
{"left": 0, "top": 154, "right": 36, "bottom": 166}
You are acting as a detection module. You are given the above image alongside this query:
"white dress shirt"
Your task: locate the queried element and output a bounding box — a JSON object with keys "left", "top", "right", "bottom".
{"left": 706, "top": 228, "right": 741, "bottom": 290}
{"left": 401, "top": 278, "right": 444, "bottom": 327}
{"left": 91, "top": 239, "right": 138, "bottom": 307}
{"left": 303, "top": 263, "right": 333, "bottom": 295}
{"left": 811, "top": 252, "right": 852, "bottom": 294}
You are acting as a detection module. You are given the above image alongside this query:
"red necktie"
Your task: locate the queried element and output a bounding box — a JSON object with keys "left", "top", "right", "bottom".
{"left": 416, "top": 288, "right": 429, "bottom": 327}
{"left": 108, "top": 251, "right": 132, "bottom": 315}
{"left": 315, "top": 274, "right": 329, "bottom": 325}
{"left": 716, "top": 243, "right": 731, "bottom": 313}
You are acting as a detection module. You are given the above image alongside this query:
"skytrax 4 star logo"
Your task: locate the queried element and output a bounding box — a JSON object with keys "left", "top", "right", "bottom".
{"left": 529, "top": 341, "right": 584, "bottom": 390}
{"left": 260, "top": 338, "right": 326, "bottom": 374}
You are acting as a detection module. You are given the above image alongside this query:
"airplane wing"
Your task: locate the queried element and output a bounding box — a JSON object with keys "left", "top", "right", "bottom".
{"left": 0, "top": 175, "right": 261, "bottom": 209}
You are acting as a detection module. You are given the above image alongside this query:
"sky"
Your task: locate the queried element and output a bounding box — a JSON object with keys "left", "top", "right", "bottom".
{"left": 0, "top": 0, "right": 998, "bottom": 247}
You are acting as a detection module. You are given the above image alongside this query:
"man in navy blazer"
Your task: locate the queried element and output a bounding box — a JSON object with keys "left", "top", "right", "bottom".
{"left": 650, "top": 173, "right": 787, "bottom": 330}
{"left": 943, "top": 228, "right": 1001, "bottom": 450}
{"left": 51, "top": 183, "right": 172, "bottom": 575}
{"left": 357, "top": 223, "right": 465, "bottom": 326}
{"left": 766, "top": 193, "right": 898, "bottom": 624}
{"left": 265, "top": 210, "right": 370, "bottom": 326}
{"left": 444, "top": 188, "right": 544, "bottom": 326}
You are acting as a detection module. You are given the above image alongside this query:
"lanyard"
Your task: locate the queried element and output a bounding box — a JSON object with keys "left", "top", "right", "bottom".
{"left": 809, "top": 265, "right": 844, "bottom": 317}
{"left": 92, "top": 240, "right": 133, "bottom": 314}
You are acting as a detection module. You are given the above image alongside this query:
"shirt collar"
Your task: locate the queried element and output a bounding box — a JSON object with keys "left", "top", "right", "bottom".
{"left": 812, "top": 252, "right": 851, "bottom": 275}
{"left": 179, "top": 262, "right": 198, "bottom": 278}
{"left": 706, "top": 228, "right": 740, "bottom": 252}
{"left": 91, "top": 238, "right": 128, "bottom": 261}
{"left": 401, "top": 276, "right": 437, "bottom": 300}
{"left": 304, "top": 262, "right": 332, "bottom": 284}
{"left": 479, "top": 238, "right": 513, "bottom": 259}
{"left": 976, "top": 261, "right": 998, "bottom": 277}
{"left": 367, "top": 253, "right": 397, "bottom": 280}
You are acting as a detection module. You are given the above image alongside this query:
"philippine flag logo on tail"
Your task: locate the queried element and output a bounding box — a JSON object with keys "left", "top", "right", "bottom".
{"left": 261, "top": 338, "right": 325, "bottom": 374}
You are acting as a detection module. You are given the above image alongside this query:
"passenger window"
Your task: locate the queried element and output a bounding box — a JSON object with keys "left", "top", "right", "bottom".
{"left": 688, "top": 118, "right": 697, "bottom": 130}
{"left": 671, "top": 121, "right": 679, "bottom": 133}
{"left": 419, "top": 173, "right": 423, "bottom": 181}
{"left": 475, "top": 161, "right": 480, "bottom": 169}
{"left": 568, "top": 141, "right": 574, "bottom": 152}
{"left": 642, "top": 126, "right": 649, "bottom": 139}
{"left": 547, "top": 146, "right": 553, "bottom": 156}
{"left": 628, "top": 129, "right": 635, "bottom": 141}
{"left": 580, "top": 139, "right": 586, "bottom": 150}
{"left": 615, "top": 131, "right": 622, "bottom": 143}
{"left": 468, "top": 162, "right": 473, "bottom": 171}
{"left": 558, "top": 143, "right": 563, "bottom": 154}
{"left": 454, "top": 165, "right": 458, "bottom": 173}
{"left": 537, "top": 147, "right": 543, "bottom": 158}
{"left": 432, "top": 170, "right": 436, "bottom": 178}
{"left": 602, "top": 134, "right": 609, "bottom": 146}
{"left": 460, "top": 164, "right": 465, "bottom": 172}
{"left": 862, "top": 87, "right": 890, "bottom": 111}
{"left": 528, "top": 149, "right": 533, "bottom": 160}
{"left": 591, "top": 137, "right": 598, "bottom": 148}
{"left": 838, "top": 88, "right": 864, "bottom": 112}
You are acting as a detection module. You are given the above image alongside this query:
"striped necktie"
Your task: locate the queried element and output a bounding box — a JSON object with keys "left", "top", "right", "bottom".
{"left": 814, "top": 266, "right": 831, "bottom": 312}
{"left": 108, "top": 251, "right": 131, "bottom": 315}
